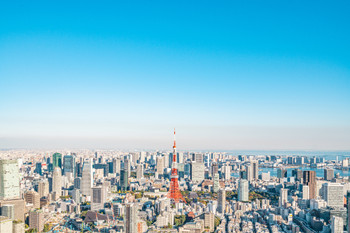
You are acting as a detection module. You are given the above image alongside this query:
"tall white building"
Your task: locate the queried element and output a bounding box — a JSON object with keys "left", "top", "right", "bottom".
{"left": 91, "top": 186, "right": 106, "bottom": 211}
{"left": 279, "top": 188, "right": 288, "bottom": 207}
{"left": 213, "top": 173, "right": 220, "bottom": 193}
{"left": 238, "top": 179, "right": 249, "bottom": 202}
{"left": 246, "top": 161, "right": 259, "bottom": 181}
{"left": 331, "top": 216, "right": 343, "bottom": 233}
{"left": 0, "top": 160, "right": 20, "bottom": 200}
{"left": 156, "top": 156, "right": 164, "bottom": 175}
{"left": 136, "top": 164, "right": 143, "bottom": 179}
{"left": 302, "top": 185, "right": 309, "bottom": 200}
{"left": 191, "top": 162, "right": 205, "bottom": 183}
{"left": 52, "top": 167, "right": 62, "bottom": 200}
{"left": 322, "top": 183, "right": 344, "bottom": 208}
{"left": 217, "top": 189, "right": 226, "bottom": 214}
{"left": 223, "top": 165, "right": 231, "bottom": 180}
{"left": 125, "top": 203, "right": 138, "bottom": 233}
{"left": 81, "top": 160, "right": 93, "bottom": 197}
{"left": 38, "top": 179, "right": 49, "bottom": 198}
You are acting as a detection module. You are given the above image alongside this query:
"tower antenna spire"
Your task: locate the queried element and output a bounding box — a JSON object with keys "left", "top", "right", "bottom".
{"left": 168, "top": 128, "right": 185, "bottom": 203}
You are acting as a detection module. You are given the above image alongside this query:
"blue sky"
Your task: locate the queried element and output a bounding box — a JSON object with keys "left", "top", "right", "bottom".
{"left": 0, "top": 1, "right": 349, "bottom": 150}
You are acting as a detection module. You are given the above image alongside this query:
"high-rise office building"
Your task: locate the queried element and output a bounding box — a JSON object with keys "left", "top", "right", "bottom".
{"left": 63, "top": 155, "right": 75, "bottom": 175}
{"left": 192, "top": 153, "right": 204, "bottom": 163}
{"left": 223, "top": 165, "right": 231, "bottom": 180}
{"left": 123, "top": 159, "right": 131, "bottom": 177}
{"left": 29, "top": 209, "right": 44, "bottom": 232}
{"left": 125, "top": 203, "right": 138, "bottom": 233}
{"left": 322, "top": 183, "right": 344, "bottom": 208}
{"left": 52, "top": 153, "right": 62, "bottom": 168}
{"left": 217, "top": 189, "right": 226, "bottom": 214}
{"left": 211, "top": 163, "right": 219, "bottom": 177}
{"left": 292, "top": 169, "right": 303, "bottom": 181}
{"left": 279, "top": 189, "right": 288, "bottom": 207}
{"left": 204, "top": 212, "right": 215, "bottom": 232}
{"left": 34, "top": 163, "right": 42, "bottom": 176}
{"left": 24, "top": 191, "right": 40, "bottom": 209}
{"left": 303, "top": 171, "right": 316, "bottom": 199}
{"left": 81, "top": 160, "right": 93, "bottom": 196}
{"left": 190, "top": 162, "right": 205, "bottom": 183}
{"left": 38, "top": 180, "right": 49, "bottom": 198}
{"left": 91, "top": 186, "right": 106, "bottom": 211}
{"left": 246, "top": 161, "right": 259, "bottom": 181}
{"left": 251, "top": 161, "right": 259, "bottom": 180}
{"left": 213, "top": 173, "right": 220, "bottom": 193}
{"left": 238, "top": 179, "right": 249, "bottom": 202}
{"left": 296, "top": 157, "right": 304, "bottom": 165}
{"left": 72, "top": 189, "right": 80, "bottom": 204}
{"left": 52, "top": 167, "right": 62, "bottom": 200}
{"left": 324, "top": 169, "right": 334, "bottom": 181}
{"left": 74, "top": 177, "right": 81, "bottom": 190}
{"left": 136, "top": 164, "right": 143, "bottom": 179}
{"left": 277, "top": 168, "right": 287, "bottom": 178}
{"left": 120, "top": 169, "right": 128, "bottom": 191}
{"left": 302, "top": 185, "right": 309, "bottom": 200}
{"left": 331, "top": 216, "right": 343, "bottom": 233}
{"left": 156, "top": 156, "right": 164, "bottom": 175}
{"left": 0, "top": 160, "right": 20, "bottom": 200}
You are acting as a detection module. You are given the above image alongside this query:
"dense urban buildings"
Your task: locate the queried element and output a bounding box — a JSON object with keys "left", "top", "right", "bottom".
{"left": 0, "top": 139, "right": 350, "bottom": 232}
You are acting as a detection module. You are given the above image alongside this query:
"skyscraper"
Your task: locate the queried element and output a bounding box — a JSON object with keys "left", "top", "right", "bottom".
{"left": 192, "top": 153, "right": 204, "bottom": 163}
{"left": 0, "top": 160, "right": 20, "bottom": 200}
{"left": 120, "top": 169, "right": 128, "bottom": 191}
{"left": 190, "top": 162, "right": 205, "bottom": 183}
{"left": 125, "top": 203, "right": 138, "bottom": 233}
{"left": 246, "top": 161, "right": 259, "bottom": 181}
{"left": 52, "top": 153, "right": 62, "bottom": 168}
{"left": 156, "top": 156, "right": 165, "bottom": 175}
{"left": 223, "top": 165, "right": 231, "bottom": 180}
{"left": 213, "top": 173, "right": 220, "bottom": 193}
{"left": 303, "top": 171, "right": 316, "bottom": 199}
{"left": 24, "top": 191, "right": 40, "bottom": 209}
{"left": 91, "top": 186, "right": 106, "bottom": 211}
{"left": 324, "top": 169, "right": 334, "bottom": 181}
{"left": 63, "top": 155, "right": 75, "bottom": 175}
{"left": 38, "top": 180, "right": 49, "bottom": 198}
{"left": 322, "top": 183, "right": 344, "bottom": 208}
{"left": 302, "top": 185, "right": 309, "bottom": 200}
{"left": 217, "top": 189, "right": 226, "bottom": 214}
{"left": 29, "top": 209, "right": 44, "bottom": 232}
{"left": 238, "top": 179, "right": 249, "bottom": 202}
{"left": 52, "top": 167, "right": 62, "bottom": 200}
{"left": 277, "top": 168, "right": 287, "bottom": 178}
{"left": 279, "top": 188, "right": 288, "bottom": 207}
{"left": 331, "top": 216, "right": 343, "bottom": 233}
{"left": 35, "top": 163, "right": 42, "bottom": 176}
{"left": 136, "top": 164, "right": 143, "bottom": 179}
{"left": 81, "top": 160, "right": 93, "bottom": 197}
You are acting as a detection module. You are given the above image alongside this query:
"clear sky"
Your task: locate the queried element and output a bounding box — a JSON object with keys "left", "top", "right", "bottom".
{"left": 0, "top": 1, "right": 349, "bottom": 150}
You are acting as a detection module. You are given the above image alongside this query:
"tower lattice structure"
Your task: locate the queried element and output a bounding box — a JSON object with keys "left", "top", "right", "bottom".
{"left": 168, "top": 129, "right": 186, "bottom": 203}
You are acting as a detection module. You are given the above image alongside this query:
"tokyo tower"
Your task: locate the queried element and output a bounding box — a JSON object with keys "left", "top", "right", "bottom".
{"left": 168, "top": 129, "right": 185, "bottom": 203}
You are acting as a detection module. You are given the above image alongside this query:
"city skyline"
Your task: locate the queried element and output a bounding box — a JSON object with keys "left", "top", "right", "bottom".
{"left": 1, "top": 1, "right": 350, "bottom": 150}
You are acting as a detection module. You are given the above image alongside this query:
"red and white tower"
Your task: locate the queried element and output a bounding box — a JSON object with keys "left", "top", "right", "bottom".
{"left": 168, "top": 129, "right": 185, "bottom": 203}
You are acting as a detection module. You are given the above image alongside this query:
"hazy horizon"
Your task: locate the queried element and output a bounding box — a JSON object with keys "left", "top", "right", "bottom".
{"left": 1, "top": 1, "right": 349, "bottom": 150}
